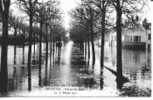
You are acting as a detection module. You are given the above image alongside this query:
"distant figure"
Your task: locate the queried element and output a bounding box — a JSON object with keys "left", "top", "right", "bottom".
{"left": 56, "top": 41, "right": 62, "bottom": 64}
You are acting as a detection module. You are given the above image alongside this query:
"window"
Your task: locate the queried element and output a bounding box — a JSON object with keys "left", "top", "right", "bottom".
{"left": 148, "top": 34, "right": 151, "bottom": 40}
{"left": 134, "top": 36, "right": 141, "bottom": 42}
{"left": 131, "top": 37, "right": 133, "bottom": 41}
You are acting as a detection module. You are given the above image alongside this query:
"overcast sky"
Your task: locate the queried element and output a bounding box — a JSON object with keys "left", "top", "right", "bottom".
{"left": 10, "top": 0, "right": 79, "bottom": 30}
{"left": 10, "top": 0, "right": 153, "bottom": 30}
{"left": 60, "top": 0, "right": 79, "bottom": 30}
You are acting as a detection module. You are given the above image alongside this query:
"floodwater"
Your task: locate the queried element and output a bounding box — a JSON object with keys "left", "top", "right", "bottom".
{"left": 0, "top": 41, "right": 151, "bottom": 96}
{"left": 103, "top": 41, "right": 151, "bottom": 96}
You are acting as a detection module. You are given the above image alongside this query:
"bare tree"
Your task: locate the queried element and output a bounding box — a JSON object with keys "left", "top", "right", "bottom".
{"left": 34, "top": 0, "right": 61, "bottom": 86}
{"left": 35, "top": 2, "right": 46, "bottom": 87}
{"left": 80, "top": 1, "right": 97, "bottom": 70}
{"left": 89, "top": 0, "right": 111, "bottom": 89}
{"left": 0, "top": 0, "right": 11, "bottom": 94}
{"left": 111, "top": 0, "right": 145, "bottom": 89}
{"left": 17, "top": 0, "right": 38, "bottom": 91}
{"left": 71, "top": 6, "right": 91, "bottom": 65}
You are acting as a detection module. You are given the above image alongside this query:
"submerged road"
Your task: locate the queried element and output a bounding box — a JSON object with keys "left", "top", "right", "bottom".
{"left": 4, "top": 41, "right": 151, "bottom": 96}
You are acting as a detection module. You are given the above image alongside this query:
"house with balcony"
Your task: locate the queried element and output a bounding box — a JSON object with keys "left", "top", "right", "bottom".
{"left": 108, "top": 24, "right": 151, "bottom": 50}
{"left": 122, "top": 23, "right": 151, "bottom": 49}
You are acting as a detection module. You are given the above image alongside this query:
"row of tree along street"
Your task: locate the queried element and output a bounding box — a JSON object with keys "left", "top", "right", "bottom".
{"left": 0, "top": 0, "right": 66, "bottom": 94}
{"left": 69, "top": 0, "right": 148, "bottom": 90}
{"left": 0, "top": 0, "right": 151, "bottom": 95}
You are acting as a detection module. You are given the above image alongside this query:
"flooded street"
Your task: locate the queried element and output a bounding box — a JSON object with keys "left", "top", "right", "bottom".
{"left": 0, "top": 0, "right": 152, "bottom": 98}
{"left": 103, "top": 41, "right": 151, "bottom": 96}
{"left": 0, "top": 40, "right": 151, "bottom": 96}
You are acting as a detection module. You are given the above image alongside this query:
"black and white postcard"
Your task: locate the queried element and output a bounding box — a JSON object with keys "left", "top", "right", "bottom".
{"left": 0, "top": 0, "right": 152, "bottom": 98}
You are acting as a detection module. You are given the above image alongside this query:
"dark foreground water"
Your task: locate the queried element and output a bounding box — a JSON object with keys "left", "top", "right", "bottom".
{"left": 0, "top": 41, "right": 151, "bottom": 96}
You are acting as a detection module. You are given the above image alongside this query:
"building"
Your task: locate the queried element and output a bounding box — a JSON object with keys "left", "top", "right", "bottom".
{"left": 122, "top": 26, "right": 151, "bottom": 49}
{"left": 108, "top": 25, "right": 151, "bottom": 50}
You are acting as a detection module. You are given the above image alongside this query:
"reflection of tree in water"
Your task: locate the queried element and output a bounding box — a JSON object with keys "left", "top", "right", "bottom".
{"left": 71, "top": 43, "right": 98, "bottom": 89}
{"left": 22, "top": 45, "right": 25, "bottom": 65}
{"left": 9, "top": 67, "right": 17, "bottom": 91}
{"left": 80, "top": 77, "right": 97, "bottom": 88}
{"left": 133, "top": 51, "right": 140, "bottom": 64}
{"left": 8, "top": 65, "right": 27, "bottom": 92}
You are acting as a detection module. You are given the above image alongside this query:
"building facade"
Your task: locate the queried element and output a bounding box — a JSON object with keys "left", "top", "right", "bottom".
{"left": 109, "top": 26, "right": 151, "bottom": 49}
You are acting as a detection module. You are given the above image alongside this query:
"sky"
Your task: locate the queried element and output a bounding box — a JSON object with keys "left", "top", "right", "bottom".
{"left": 10, "top": 0, "right": 79, "bottom": 31}
{"left": 60, "top": 0, "right": 79, "bottom": 30}
{"left": 10, "top": 0, "right": 153, "bottom": 31}
{"left": 141, "top": 0, "right": 153, "bottom": 22}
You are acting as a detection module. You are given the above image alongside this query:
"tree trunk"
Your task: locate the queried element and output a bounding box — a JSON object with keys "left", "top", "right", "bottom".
{"left": 22, "top": 45, "right": 25, "bottom": 65}
{"left": 0, "top": 9, "right": 9, "bottom": 94}
{"left": 49, "top": 30, "right": 52, "bottom": 83}
{"left": 27, "top": 14, "right": 33, "bottom": 91}
{"left": 57, "top": 41, "right": 62, "bottom": 64}
{"left": 90, "top": 25, "right": 95, "bottom": 71}
{"left": 14, "top": 46, "right": 17, "bottom": 65}
{"left": 14, "top": 28, "right": 17, "bottom": 66}
{"left": 116, "top": 1, "right": 123, "bottom": 89}
{"left": 50, "top": 28, "right": 53, "bottom": 68}
{"left": 50, "top": 42, "right": 52, "bottom": 68}
{"left": 84, "top": 42, "right": 87, "bottom": 65}
{"left": 100, "top": 9, "right": 106, "bottom": 90}
{"left": 45, "top": 24, "right": 49, "bottom": 86}
{"left": 14, "top": 28, "right": 17, "bottom": 36}
{"left": 33, "top": 32, "right": 36, "bottom": 59}
{"left": 89, "top": 8, "right": 95, "bottom": 71}
{"left": 87, "top": 39, "right": 90, "bottom": 66}
{"left": 22, "top": 31, "right": 25, "bottom": 65}
{"left": 38, "top": 20, "right": 43, "bottom": 87}
{"left": 53, "top": 41, "right": 55, "bottom": 67}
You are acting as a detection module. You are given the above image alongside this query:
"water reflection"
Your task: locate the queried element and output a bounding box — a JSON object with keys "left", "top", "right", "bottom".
{"left": 104, "top": 41, "right": 151, "bottom": 88}
{"left": 0, "top": 40, "right": 151, "bottom": 96}
{"left": 122, "top": 49, "right": 151, "bottom": 88}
